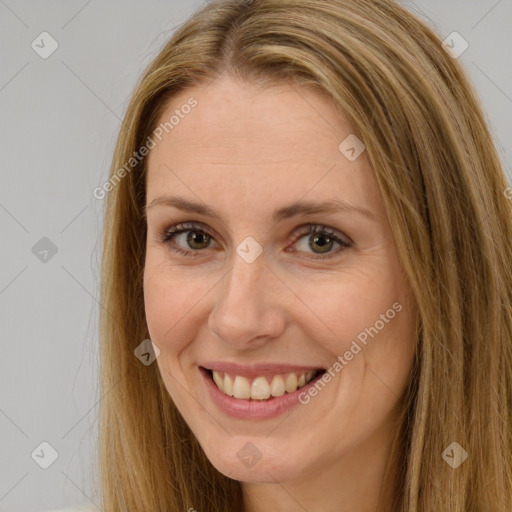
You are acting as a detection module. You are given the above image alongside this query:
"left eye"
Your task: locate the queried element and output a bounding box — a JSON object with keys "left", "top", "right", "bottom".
{"left": 158, "top": 222, "right": 353, "bottom": 260}
{"left": 290, "top": 225, "right": 352, "bottom": 258}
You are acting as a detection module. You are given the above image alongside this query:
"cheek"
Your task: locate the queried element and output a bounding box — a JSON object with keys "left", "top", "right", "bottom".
{"left": 287, "top": 269, "right": 404, "bottom": 357}
{"left": 143, "top": 262, "right": 198, "bottom": 353}
{"left": 143, "top": 265, "right": 201, "bottom": 405}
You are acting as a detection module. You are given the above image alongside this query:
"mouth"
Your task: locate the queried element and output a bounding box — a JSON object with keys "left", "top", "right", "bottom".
{"left": 201, "top": 367, "right": 326, "bottom": 401}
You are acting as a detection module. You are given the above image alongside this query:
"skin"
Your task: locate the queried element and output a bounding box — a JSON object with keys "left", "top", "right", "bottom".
{"left": 143, "top": 74, "right": 417, "bottom": 512}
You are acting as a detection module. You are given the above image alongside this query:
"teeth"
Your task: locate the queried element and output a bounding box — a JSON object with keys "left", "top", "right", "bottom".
{"left": 251, "top": 377, "right": 270, "bottom": 400}
{"left": 285, "top": 373, "right": 298, "bottom": 393}
{"left": 270, "top": 375, "right": 285, "bottom": 397}
{"left": 212, "top": 371, "right": 224, "bottom": 392}
{"left": 224, "top": 373, "right": 234, "bottom": 396}
{"left": 233, "top": 376, "right": 251, "bottom": 399}
{"left": 211, "top": 369, "right": 319, "bottom": 401}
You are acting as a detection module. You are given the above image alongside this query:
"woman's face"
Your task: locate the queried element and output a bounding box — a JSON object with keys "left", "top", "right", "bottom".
{"left": 143, "top": 74, "right": 417, "bottom": 485}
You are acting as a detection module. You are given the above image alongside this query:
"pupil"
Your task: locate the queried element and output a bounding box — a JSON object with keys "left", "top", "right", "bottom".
{"left": 188, "top": 231, "right": 209, "bottom": 249}
{"left": 311, "top": 234, "right": 332, "bottom": 253}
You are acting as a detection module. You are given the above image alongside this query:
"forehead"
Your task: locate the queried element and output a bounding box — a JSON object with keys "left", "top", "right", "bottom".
{"left": 145, "top": 75, "right": 383, "bottom": 219}
{"left": 150, "top": 76, "right": 351, "bottom": 164}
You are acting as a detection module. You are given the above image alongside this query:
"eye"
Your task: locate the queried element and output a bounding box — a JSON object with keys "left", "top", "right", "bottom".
{"left": 287, "top": 224, "right": 352, "bottom": 259}
{"left": 157, "top": 222, "right": 216, "bottom": 257}
{"left": 157, "top": 222, "right": 353, "bottom": 260}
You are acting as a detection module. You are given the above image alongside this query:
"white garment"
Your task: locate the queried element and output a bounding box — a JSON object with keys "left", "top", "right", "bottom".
{"left": 42, "top": 506, "right": 98, "bottom": 512}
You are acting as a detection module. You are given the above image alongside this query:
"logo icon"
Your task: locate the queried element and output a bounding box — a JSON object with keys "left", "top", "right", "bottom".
{"left": 339, "top": 134, "right": 366, "bottom": 161}
{"left": 31, "top": 32, "right": 59, "bottom": 59}
{"left": 237, "top": 442, "right": 262, "bottom": 468}
{"left": 31, "top": 441, "right": 59, "bottom": 469}
{"left": 442, "top": 441, "right": 468, "bottom": 468}
{"left": 32, "top": 237, "right": 58, "bottom": 263}
{"left": 442, "top": 32, "right": 469, "bottom": 59}
{"left": 236, "top": 237, "right": 263, "bottom": 264}
{"left": 134, "top": 339, "right": 161, "bottom": 365}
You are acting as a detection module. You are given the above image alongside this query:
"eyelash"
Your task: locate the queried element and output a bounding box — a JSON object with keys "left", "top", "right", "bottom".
{"left": 157, "top": 221, "right": 353, "bottom": 260}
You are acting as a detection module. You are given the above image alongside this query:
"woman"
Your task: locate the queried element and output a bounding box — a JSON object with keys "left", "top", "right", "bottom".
{"left": 94, "top": 0, "right": 512, "bottom": 510}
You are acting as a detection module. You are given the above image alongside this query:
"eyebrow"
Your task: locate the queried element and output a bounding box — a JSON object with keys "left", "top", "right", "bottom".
{"left": 144, "top": 195, "right": 376, "bottom": 223}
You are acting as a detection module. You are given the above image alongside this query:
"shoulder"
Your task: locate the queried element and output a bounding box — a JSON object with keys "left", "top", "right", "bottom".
{"left": 42, "top": 506, "right": 98, "bottom": 512}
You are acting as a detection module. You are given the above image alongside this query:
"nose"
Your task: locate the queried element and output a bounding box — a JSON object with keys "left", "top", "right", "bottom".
{"left": 207, "top": 249, "right": 287, "bottom": 350}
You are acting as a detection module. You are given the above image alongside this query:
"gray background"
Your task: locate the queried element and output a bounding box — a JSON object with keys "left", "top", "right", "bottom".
{"left": 0, "top": 1, "right": 511, "bottom": 511}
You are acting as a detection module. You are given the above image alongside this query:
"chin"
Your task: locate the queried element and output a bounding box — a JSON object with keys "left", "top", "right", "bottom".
{"left": 205, "top": 443, "right": 304, "bottom": 483}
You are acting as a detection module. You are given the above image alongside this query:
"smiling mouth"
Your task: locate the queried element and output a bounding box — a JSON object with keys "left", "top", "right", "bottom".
{"left": 204, "top": 368, "right": 325, "bottom": 401}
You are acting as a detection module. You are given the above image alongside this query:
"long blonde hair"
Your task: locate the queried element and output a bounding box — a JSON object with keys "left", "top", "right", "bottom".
{"left": 96, "top": 0, "right": 512, "bottom": 510}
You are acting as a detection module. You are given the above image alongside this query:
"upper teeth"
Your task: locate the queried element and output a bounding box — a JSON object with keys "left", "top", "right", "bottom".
{"left": 212, "top": 370, "right": 317, "bottom": 400}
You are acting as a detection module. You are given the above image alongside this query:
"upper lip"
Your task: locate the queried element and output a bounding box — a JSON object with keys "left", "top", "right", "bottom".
{"left": 200, "top": 362, "right": 324, "bottom": 379}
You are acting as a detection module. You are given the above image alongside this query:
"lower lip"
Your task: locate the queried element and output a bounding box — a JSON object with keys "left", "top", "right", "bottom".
{"left": 200, "top": 367, "right": 324, "bottom": 420}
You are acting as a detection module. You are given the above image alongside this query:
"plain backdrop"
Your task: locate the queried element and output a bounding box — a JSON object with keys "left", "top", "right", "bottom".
{"left": 0, "top": 0, "right": 511, "bottom": 510}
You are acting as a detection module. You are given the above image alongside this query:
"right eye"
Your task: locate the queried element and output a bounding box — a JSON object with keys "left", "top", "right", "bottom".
{"left": 158, "top": 222, "right": 217, "bottom": 257}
